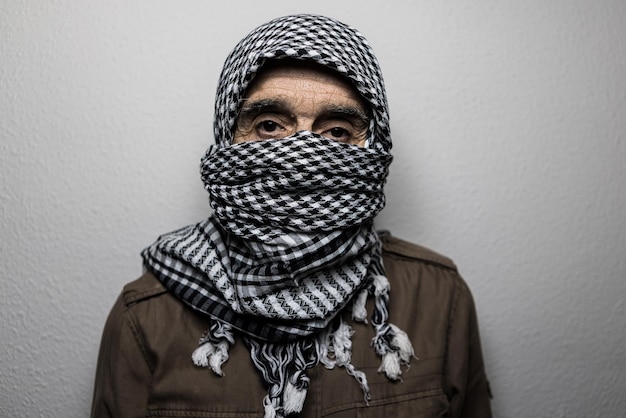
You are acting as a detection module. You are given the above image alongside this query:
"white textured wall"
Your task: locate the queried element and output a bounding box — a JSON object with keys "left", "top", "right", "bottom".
{"left": 1, "top": 1, "right": 625, "bottom": 416}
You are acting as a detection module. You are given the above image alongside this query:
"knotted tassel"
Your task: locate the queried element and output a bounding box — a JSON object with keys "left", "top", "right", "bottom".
{"left": 372, "top": 274, "right": 390, "bottom": 296}
{"left": 263, "top": 395, "right": 278, "bottom": 418}
{"left": 352, "top": 288, "right": 369, "bottom": 323}
{"left": 376, "top": 324, "right": 415, "bottom": 381}
{"left": 390, "top": 323, "right": 416, "bottom": 365}
{"left": 368, "top": 272, "right": 417, "bottom": 382}
{"left": 283, "top": 373, "right": 309, "bottom": 415}
{"left": 191, "top": 342, "right": 214, "bottom": 368}
{"left": 192, "top": 320, "right": 235, "bottom": 376}
{"left": 192, "top": 340, "right": 231, "bottom": 376}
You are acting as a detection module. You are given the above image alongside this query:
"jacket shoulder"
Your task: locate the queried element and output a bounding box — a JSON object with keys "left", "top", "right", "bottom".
{"left": 121, "top": 271, "right": 169, "bottom": 306}
{"left": 380, "top": 232, "right": 458, "bottom": 272}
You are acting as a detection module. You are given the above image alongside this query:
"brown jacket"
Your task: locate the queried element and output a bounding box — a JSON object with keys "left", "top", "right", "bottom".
{"left": 91, "top": 234, "right": 492, "bottom": 417}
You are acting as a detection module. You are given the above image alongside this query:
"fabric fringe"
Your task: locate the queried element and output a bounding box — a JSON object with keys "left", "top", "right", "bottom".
{"left": 352, "top": 288, "right": 369, "bottom": 323}
{"left": 283, "top": 377, "right": 308, "bottom": 414}
{"left": 192, "top": 270, "right": 415, "bottom": 415}
{"left": 377, "top": 324, "right": 415, "bottom": 380}
{"left": 245, "top": 335, "right": 315, "bottom": 418}
{"left": 369, "top": 273, "right": 416, "bottom": 381}
{"left": 321, "top": 319, "right": 371, "bottom": 403}
{"left": 191, "top": 321, "right": 235, "bottom": 376}
{"left": 263, "top": 396, "right": 278, "bottom": 418}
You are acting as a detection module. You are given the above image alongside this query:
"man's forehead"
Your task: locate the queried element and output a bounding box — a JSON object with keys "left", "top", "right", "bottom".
{"left": 243, "top": 59, "right": 370, "bottom": 110}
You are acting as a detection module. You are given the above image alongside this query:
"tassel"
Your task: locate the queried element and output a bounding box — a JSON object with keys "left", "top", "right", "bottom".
{"left": 192, "top": 321, "right": 234, "bottom": 376}
{"left": 191, "top": 340, "right": 230, "bottom": 376}
{"left": 352, "top": 289, "right": 369, "bottom": 323}
{"left": 378, "top": 351, "right": 402, "bottom": 380}
{"left": 263, "top": 395, "right": 278, "bottom": 418}
{"left": 372, "top": 274, "right": 390, "bottom": 296}
{"left": 377, "top": 324, "right": 416, "bottom": 381}
{"left": 191, "top": 342, "right": 214, "bottom": 368}
{"left": 331, "top": 320, "right": 354, "bottom": 366}
{"left": 390, "top": 323, "right": 416, "bottom": 364}
{"left": 283, "top": 380, "right": 308, "bottom": 414}
{"left": 208, "top": 340, "right": 230, "bottom": 376}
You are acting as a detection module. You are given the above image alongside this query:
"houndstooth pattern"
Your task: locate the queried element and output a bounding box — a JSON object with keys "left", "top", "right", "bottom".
{"left": 202, "top": 133, "right": 392, "bottom": 241}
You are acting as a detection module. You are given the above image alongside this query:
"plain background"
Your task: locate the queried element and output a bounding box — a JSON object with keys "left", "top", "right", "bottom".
{"left": 1, "top": 1, "right": 625, "bottom": 416}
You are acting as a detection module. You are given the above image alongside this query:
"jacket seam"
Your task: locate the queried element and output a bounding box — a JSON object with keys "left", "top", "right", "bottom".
{"left": 381, "top": 240, "right": 457, "bottom": 271}
{"left": 123, "top": 277, "right": 168, "bottom": 305}
{"left": 321, "top": 387, "right": 446, "bottom": 415}
{"left": 442, "top": 272, "right": 461, "bottom": 403}
{"left": 123, "top": 305, "right": 156, "bottom": 374}
{"left": 380, "top": 234, "right": 455, "bottom": 264}
{"left": 385, "top": 244, "right": 453, "bottom": 267}
{"left": 383, "top": 251, "right": 458, "bottom": 275}
{"left": 124, "top": 289, "right": 165, "bottom": 305}
{"left": 147, "top": 410, "right": 259, "bottom": 417}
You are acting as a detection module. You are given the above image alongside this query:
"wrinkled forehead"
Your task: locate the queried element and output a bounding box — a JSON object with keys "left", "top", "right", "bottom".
{"left": 213, "top": 14, "right": 391, "bottom": 151}
{"left": 242, "top": 58, "right": 370, "bottom": 111}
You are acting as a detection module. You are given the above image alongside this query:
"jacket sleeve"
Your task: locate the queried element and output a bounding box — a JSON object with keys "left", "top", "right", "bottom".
{"left": 446, "top": 277, "right": 493, "bottom": 418}
{"left": 91, "top": 293, "right": 153, "bottom": 418}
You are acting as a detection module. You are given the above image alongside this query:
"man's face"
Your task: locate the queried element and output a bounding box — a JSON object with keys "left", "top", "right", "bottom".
{"left": 233, "top": 62, "right": 370, "bottom": 147}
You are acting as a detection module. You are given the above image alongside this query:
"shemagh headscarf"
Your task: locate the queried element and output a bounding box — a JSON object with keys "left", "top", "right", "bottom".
{"left": 142, "top": 14, "right": 414, "bottom": 417}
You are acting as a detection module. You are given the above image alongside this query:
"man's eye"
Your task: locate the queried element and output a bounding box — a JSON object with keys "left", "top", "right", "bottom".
{"left": 252, "top": 119, "right": 287, "bottom": 140}
{"left": 259, "top": 120, "right": 279, "bottom": 132}
{"left": 327, "top": 127, "right": 349, "bottom": 139}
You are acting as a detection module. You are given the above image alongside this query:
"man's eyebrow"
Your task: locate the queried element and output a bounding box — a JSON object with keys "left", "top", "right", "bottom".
{"left": 320, "top": 105, "right": 370, "bottom": 127}
{"left": 238, "top": 98, "right": 289, "bottom": 118}
{"left": 237, "top": 99, "right": 371, "bottom": 127}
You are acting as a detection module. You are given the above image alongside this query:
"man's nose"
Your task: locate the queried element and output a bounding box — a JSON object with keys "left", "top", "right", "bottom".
{"left": 293, "top": 118, "right": 315, "bottom": 135}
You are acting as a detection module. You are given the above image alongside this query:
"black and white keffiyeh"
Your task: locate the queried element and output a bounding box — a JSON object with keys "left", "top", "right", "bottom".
{"left": 142, "top": 14, "right": 414, "bottom": 417}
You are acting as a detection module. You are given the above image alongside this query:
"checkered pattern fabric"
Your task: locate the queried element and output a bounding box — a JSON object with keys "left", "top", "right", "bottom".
{"left": 213, "top": 14, "right": 391, "bottom": 152}
{"left": 141, "top": 14, "right": 412, "bottom": 417}
{"left": 203, "top": 134, "right": 391, "bottom": 239}
{"left": 143, "top": 133, "right": 391, "bottom": 341}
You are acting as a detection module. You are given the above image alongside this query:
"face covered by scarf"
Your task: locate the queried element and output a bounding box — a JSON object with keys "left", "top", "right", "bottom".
{"left": 142, "top": 14, "right": 414, "bottom": 418}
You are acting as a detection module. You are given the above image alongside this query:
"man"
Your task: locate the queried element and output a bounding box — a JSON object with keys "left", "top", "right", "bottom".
{"left": 91, "top": 14, "right": 492, "bottom": 418}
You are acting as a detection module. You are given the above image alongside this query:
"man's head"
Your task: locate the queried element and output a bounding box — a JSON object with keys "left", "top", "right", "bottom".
{"left": 213, "top": 14, "right": 391, "bottom": 151}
